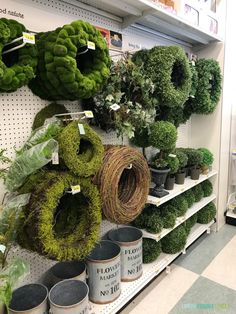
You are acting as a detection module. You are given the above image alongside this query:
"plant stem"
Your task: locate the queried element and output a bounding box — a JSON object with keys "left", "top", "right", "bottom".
{"left": 142, "top": 147, "right": 147, "bottom": 159}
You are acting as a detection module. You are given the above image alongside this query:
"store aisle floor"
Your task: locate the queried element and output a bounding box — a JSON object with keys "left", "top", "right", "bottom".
{"left": 121, "top": 224, "right": 236, "bottom": 314}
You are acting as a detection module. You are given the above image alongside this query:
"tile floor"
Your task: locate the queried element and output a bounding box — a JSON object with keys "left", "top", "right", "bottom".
{"left": 121, "top": 224, "right": 236, "bottom": 314}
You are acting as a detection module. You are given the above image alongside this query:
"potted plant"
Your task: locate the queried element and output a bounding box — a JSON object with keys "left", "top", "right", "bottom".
{"left": 198, "top": 148, "right": 214, "bottom": 174}
{"left": 184, "top": 148, "right": 203, "bottom": 180}
{"left": 164, "top": 154, "right": 179, "bottom": 190}
{"left": 149, "top": 121, "right": 177, "bottom": 197}
{"left": 175, "top": 150, "right": 188, "bottom": 184}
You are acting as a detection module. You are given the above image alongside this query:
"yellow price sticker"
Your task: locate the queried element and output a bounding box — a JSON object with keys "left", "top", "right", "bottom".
{"left": 71, "top": 185, "right": 81, "bottom": 195}
{"left": 87, "top": 41, "right": 95, "bottom": 50}
{"left": 23, "top": 32, "right": 35, "bottom": 44}
{"left": 84, "top": 111, "right": 94, "bottom": 118}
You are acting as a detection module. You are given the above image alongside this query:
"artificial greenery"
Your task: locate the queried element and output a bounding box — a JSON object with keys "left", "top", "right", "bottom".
{"left": 32, "top": 103, "right": 69, "bottom": 130}
{"left": 166, "top": 155, "right": 179, "bottom": 174}
{"left": 201, "top": 180, "right": 213, "bottom": 197}
{"left": 198, "top": 148, "right": 214, "bottom": 167}
{"left": 185, "top": 213, "right": 198, "bottom": 235}
{"left": 192, "top": 184, "right": 204, "bottom": 202}
{"left": 175, "top": 150, "right": 188, "bottom": 170}
{"left": 160, "top": 204, "right": 177, "bottom": 229}
{"left": 143, "top": 238, "right": 162, "bottom": 263}
{"left": 58, "top": 121, "right": 104, "bottom": 177}
{"left": 170, "top": 195, "right": 188, "bottom": 217}
{"left": 0, "top": 149, "right": 11, "bottom": 180}
{"left": 161, "top": 225, "right": 187, "bottom": 254}
{"left": 132, "top": 205, "right": 163, "bottom": 234}
{"left": 183, "top": 148, "right": 203, "bottom": 167}
{"left": 29, "top": 20, "right": 110, "bottom": 100}
{"left": 149, "top": 121, "right": 177, "bottom": 151}
{"left": 0, "top": 18, "right": 38, "bottom": 92}
{"left": 18, "top": 172, "right": 102, "bottom": 261}
{"left": 183, "top": 189, "right": 195, "bottom": 208}
{"left": 144, "top": 46, "right": 192, "bottom": 108}
{"left": 190, "top": 58, "right": 222, "bottom": 114}
{"left": 197, "top": 202, "right": 216, "bottom": 224}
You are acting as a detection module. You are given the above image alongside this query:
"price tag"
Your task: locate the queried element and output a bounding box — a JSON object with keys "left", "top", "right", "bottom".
{"left": 78, "top": 123, "right": 85, "bottom": 135}
{"left": 0, "top": 245, "right": 6, "bottom": 253}
{"left": 71, "top": 185, "right": 81, "bottom": 195}
{"left": 168, "top": 153, "right": 176, "bottom": 158}
{"left": 84, "top": 111, "right": 94, "bottom": 118}
{"left": 191, "top": 60, "right": 195, "bottom": 66}
{"left": 23, "top": 32, "right": 35, "bottom": 44}
{"left": 87, "top": 41, "right": 95, "bottom": 50}
{"left": 52, "top": 152, "right": 59, "bottom": 165}
{"left": 110, "top": 103, "right": 120, "bottom": 111}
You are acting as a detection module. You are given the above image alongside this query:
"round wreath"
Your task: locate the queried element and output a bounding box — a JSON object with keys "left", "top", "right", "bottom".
{"left": 18, "top": 172, "right": 102, "bottom": 261}
{"left": 29, "top": 20, "right": 110, "bottom": 100}
{"left": 0, "top": 18, "right": 38, "bottom": 92}
{"left": 145, "top": 46, "right": 192, "bottom": 107}
{"left": 94, "top": 145, "right": 150, "bottom": 224}
{"left": 191, "top": 58, "right": 222, "bottom": 114}
{"left": 58, "top": 121, "right": 104, "bottom": 177}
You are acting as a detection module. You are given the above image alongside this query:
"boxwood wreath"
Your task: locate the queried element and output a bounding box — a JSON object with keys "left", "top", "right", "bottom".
{"left": 58, "top": 121, "right": 104, "bottom": 177}
{"left": 197, "top": 202, "right": 216, "bottom": 224}
{"left": 17, "top": 172, "right": 102, "bottom": 261}
{"left": 29, "top": 20, "right": 110, "bottom": 100}
{"left": 201, "top": 180, "right": 213, "bottom": 197}
{"left": 161, "top": 224, "right": 187, "bottom": 254}
{"left": 143, "top": 238, "right": 162, "bottom": 263}
{"left": 0, "top": 18, "right": 38, "bottom": 92}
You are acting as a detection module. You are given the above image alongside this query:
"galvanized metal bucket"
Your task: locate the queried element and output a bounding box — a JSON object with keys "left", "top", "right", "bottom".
{"left": 108, "top": 226, "right": 143, "bottom": 282}
{"left": 87, "top": 240, "right": 121, "bottom": 304}
{"left": 49, "top": 279, "right": 89, "bottom": 314}
{"left": 9, "top": 283, "right": 48, "bottom": 314}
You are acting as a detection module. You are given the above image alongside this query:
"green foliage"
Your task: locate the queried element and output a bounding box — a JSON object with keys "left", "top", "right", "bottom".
{"left": 170, "top": 195, "right": 188, "bottom": 217}
{"left": 132, "top": 205, "right": 163, "bottom": 234}
{"left": 166, "top": 155, "right": 179, "bottom": 174}
{"left": 183, "top": 189, "right": 195, "bottom": 208}
{"left": 149, "top": 121, "right": 177, "bottom": 150}
{"left": 189, "top": 62, "right": 198, "bottom": 98}
{"left": 183, "top": 148, "right": 203, "bottom": 166}
{"left": 190, "top": 58, "right": 222, "bottom": 114}
{"left": 192, "top": 184, "right": 204, "bottom": 202}
{"left": 32, "top": 103, "right": 69, "bottom": 130}
{"left": 0, "top": 149, "right": 11, "bottom": 180}
{"left": 143, "top": 238, "right": 162, "bottom": 263}
{"left": 185, "top": 213, "right": 198, "bottom": 235}
{"left": 198, "top": 148, "right": 214, "bottom": 167}
{"left": 175, "top": 150, "right": 188, "bottom": 169}
{"left": 161, "top": 225, "right": 187, "bottom": 254}
{"left": 145, "top": 46, "right": 192, "bottom": 108}
{"left": 131, "top": 127, "right": 151, "bottom": 149}
{"left": 197, "top": 202, "right": 216, "bottom": 224}
{"left": 0, "top": 18, "right": 38, "bottom": 92}
{"left": 160, "top": 204, "right": 177, "bottom": 229}
{"left": 201, "top": 180, "right": 213, "bottom": 197}
{"left": 58, "top": 121, "right": 104, "bottom": 177}
{"left": 29, "top": 20, "right": 110, "bottom": 100}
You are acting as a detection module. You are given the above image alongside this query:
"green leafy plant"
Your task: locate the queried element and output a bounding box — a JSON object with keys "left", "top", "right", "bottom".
{"left": 0, "top": 149, "right": 11, "bottom": 180}
{"left": 170, "top": 195, "right": 188, "bottom": 217}
{"left": 183, "top": 189, "right": 195, "bottom": 208}
{"left": 198, "top": 148, "right": 214, "bottom": 167}
{"left": 160, "top": 204, "right": 177, "bottom": 229}
{"left": 132, "top": 205, "right": 163, "bottom": 234}
{"left": 166, "top": 155, "right": 179, "bottom": 174}
{"left": 192, "top": 184, "right": 204, "bottom": 202}
{"left": 143, "top": 238, "right": 162, "bottom": 263}
{"left": 185, "top": 213, "right": 198, "bottom": 235}
{"left": 197, "top": 202, "right": 216, "bottom": 224}
{"left": 201, "top": 180, "right": 213, "bottom": 197}
{"left": 149, "top": 121, "right": 177, "bottom": 151}
{"left": 184, "top": 148, "right": 203, "bottom": 167}
{"left": 161, "top": 225, "right": 187, "bottom": 254}
{"left": 175, "top": 150, "right": 188, "bottom": 171}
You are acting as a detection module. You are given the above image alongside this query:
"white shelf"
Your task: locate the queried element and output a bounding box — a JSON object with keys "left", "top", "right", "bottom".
{"left": 91, "top": 221, "right": 215, "bottom": 314}
{"left": 142, "top": 194, "right": 216, "bottom": 241}
{"left": 147, "top": 170, "right": 217, "bottom": 207}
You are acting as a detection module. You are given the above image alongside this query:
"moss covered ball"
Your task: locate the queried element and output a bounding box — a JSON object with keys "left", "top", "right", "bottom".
{"left": 185, "top": 213, "right": 198, "bottom": 235}
{"left": 143, "top": 238, "right": 162, "bottom": 263}
{"left": 161, "top": 225, "right": 187, "bottom": 254}
{"left": 197, "top": 202, "right": 216, "bottom": 224}
{"left": 201, "top": 180, "right": 213, "bottom": 197}
{"left": 192, "top": 184, "right": 204, "bottom": 202}
{"left": 160, "top": 204, "right": 177, "bottom": 229}
{"left": 149, "top": 121, "right": 177, "bottom": 150}
{"left": 184, "top": 189, "right": 195, "bottom": 208}
{"left": 170, "top": 195, "right": 188, "bottom": 217}
{"left": 132, "top": 205, "right": 163, "bottom": 234}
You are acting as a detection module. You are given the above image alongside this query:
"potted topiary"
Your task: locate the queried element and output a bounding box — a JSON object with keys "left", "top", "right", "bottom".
{"left": 149, "top": 121, "right": 177, "bottom": 197}
{"left": 164, "top": 154, "right": 179, "bottom": 190}
{"left": 198, "top": 148, "right": 214, "bottom": 174}
{"left": 184, "top": 148, "right": 203, "bottom": 180}
{"left": 175, "top": 149, "right": 188, "bottom": 184}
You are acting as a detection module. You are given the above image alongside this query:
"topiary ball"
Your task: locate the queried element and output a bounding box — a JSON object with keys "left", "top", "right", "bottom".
{"left": 184, "top": 189, "right": 195, "bottom": 208}
{"left": 201, "top": 180, "right": 213, "bottom": 197}
{"left": 149, "top": 121, "right": 177, "bottom": 150}
{"left": 176, "top": 150, "right": 188, "bottom": 169}
{"left": 185, "top": 213, "right": 198, "bottom": 235}
{"left": 132, "top": 205, "right": 163, "bottom": 234}
{"left": 192, "top": 184, "right": 204, "bottom": 202}
{"left": 184, "top": 148, "right": 203, "bottom": 166}
{"left": 160, "top": 204, "right": 177, "bottom": 229}
{"left": 198, "top": 148, "right": 214, "bottom": 167}
{"left": 166, "top": 155, "right": 179, "bottom": 174}
{"left": 170, "top": 195, "right": 188, "bottom": 217}
{"left": 161, "top": 225, "right": 187, "bottom": 254}
{"left": 143, "top": 238, "right": 162, "bottom": 263}
{"left": 197, "top": 202, "right": 216, "bottom": 224}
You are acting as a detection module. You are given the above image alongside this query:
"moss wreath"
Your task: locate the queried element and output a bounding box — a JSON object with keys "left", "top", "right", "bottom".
{"left": 145, "top": 46, "right": 192, "bottom": 107}
{"left": 29, "top": 20, "right": 110, "bottom": 100}
{"left": 0, "top": 18, "right": 38, "bottom": 92}
{"left": 18, "top": 172, "right": 102, "bottom": 261}
{"left": 58, "top": 121, "right": 104, "bottom": 177}
{"left": 191, "top": 58, "right": 222, "bottom": 114}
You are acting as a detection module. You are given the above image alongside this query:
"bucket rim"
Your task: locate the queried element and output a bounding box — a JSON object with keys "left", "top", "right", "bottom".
{"left": 51, "top": 260, "right": 86, "bottom": 280}
{"left": 86, "top": 240, "right": 121, "bottom": 262}
{"left": 108, "top": 226, "right": 143, "bottom": 245}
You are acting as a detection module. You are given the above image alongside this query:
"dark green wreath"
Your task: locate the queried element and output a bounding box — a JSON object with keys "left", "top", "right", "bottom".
{"left": 190, "top": 58, "right": 222, "bottom": 114}
{"left": 18, "top": 172, "right": 102, "bottom": 261}
{"left": 29, "top": 20, "right": 110, "bottom": 100}
{"left": 58, "top": 121, "right": 104, "bottom": 177}
{"left": 197, "top": 202, "right": 216, "bottom": 224}
{"left": 201, "top": 180, "right": 213, "bottom": 197}
{"left": 145, "top": 46, "right": 192, "bottom": 108}
{"left": 143, "top": 238, "right": 162, "bottom": 263}
{"left": 0, "top": 18, "right": 38, "bottom": 92}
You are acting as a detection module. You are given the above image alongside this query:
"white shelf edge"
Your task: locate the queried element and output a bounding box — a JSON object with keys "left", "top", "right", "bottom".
{"left": 147, "top": 170, "right": 217, "bottom": 207}
{"left": 91, "top": 221, "right": 215, "bottom": 314}
{"left": 142, "top": 194, "right": 216, "bottom": 241}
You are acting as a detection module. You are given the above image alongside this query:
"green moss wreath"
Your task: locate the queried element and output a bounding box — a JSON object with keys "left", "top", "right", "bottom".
{"left": 143, "top": 238, "right": 162, "bottom": 263}
{"left": 18, "top": 172, "right": 102, "bottom": 261}
{"left": 145, "top": 46, "right": 192, "bottom": 107}
{"left": 29, "top": 20, "right": 110, "bottom": 100}
{"left": 0, "top": 18, "right": 38, "bottom": 92}
{"left": 161, "top": 224, "right": 187, "bottom": 254}
{"left": 59, "top": 121, "right": 104, "bottom": 177}
{"left": 191, "top": 59, "right": 222, "bottom": 114}
{"left": 197, "top": 202, "right": 216, "bottom": 224}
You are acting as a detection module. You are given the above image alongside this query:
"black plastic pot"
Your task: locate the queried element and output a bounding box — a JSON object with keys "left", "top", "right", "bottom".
{"left": 150, "top": 167, "right": 170, "bottom": 198}
{"left": 175, "top": 171, "right": 185, "bottom": 185}
{"left": 164, "top": 175, "right": 175, "bottom": 190}
{"left": 183, "top": 167, "right": 188, "bottom": 177}
{"left": 191, "top": 167, "right": 201, "bottom": 180}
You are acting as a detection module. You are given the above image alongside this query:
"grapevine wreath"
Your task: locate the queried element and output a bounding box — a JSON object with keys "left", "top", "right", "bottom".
{"left": 0, "top": 18, "right": 38, "bottom": 92}
{"left": 29, "top": 20, "right": 110, "bottom": 100}
{"left": 58, "top": 121, "right": 104, "bottom": 177}
{"left": 94, "top": 145, "right": 150, "bottom": 224}
{"left": 18, "top": 172, "right": 102, "bottom": 261}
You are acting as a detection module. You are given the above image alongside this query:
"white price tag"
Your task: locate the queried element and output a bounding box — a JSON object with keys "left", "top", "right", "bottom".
{"left": 0, "top": 245, "right": 6, "bottom": 253}
{"left": 84, "top": 111, "right": 94, "bottom": 118}
{"left": 110, "top": 103, "right": 120, "bottom": 111}
{"left": 168, "top": 154, "right": 176, "bottom": 158}
{"left": 87, "top": 41, "right": 95, "bottom": 50}
{"left": 191, "top": 60, "right": 195, "bottom": 66}
{"left": 78, "top": 123, "right": 85, "bottom": 135}
{"left": 52, "top": 152, "right": 59, "bottom": 165}
{"left": 71, "top": 185, "right": 81, "bottom": 195}
{"left": 23, "top": 32, "right": 35, "bottom": 44}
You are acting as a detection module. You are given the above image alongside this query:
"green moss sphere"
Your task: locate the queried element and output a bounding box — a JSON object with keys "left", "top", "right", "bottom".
{"left": 149, "top": 121, "right": 177, "bottom": 150}
{"left": 192, "top": 184, "right": 204, "bottom": 202}
{"left": 160, "top": 204, "right": 177, "bottom": 229}
{"left": 143, "top": 238, "right": 162, "bottom": 263}
{"left": 170, "top": 195, "right": 188, "bottom": 217}
{"left": 185, "top": 213, "right": 198, "bottom": 235}
{"left": 197, "top": 202, "right": 216, "bottom": 224}
{"left": 184, "top": 189, "right": 195, "bottom": 208}
{"left": 201, "top": 180, "right": 213, "bottom": 197}
{"left": 161, "top": 225, "right": 187, "bottom": 254}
